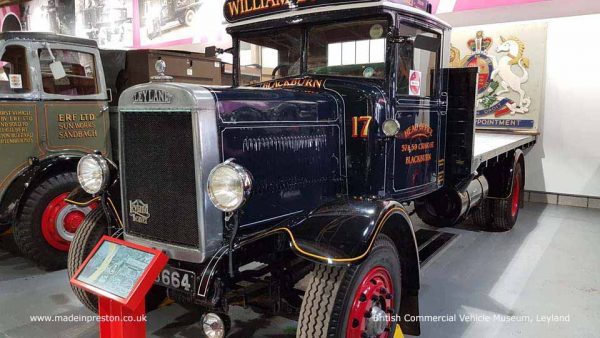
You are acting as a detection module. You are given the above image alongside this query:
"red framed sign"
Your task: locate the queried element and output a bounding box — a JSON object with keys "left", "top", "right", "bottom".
{"left": 70, "top": 236, "right": 168, "bottom": 338}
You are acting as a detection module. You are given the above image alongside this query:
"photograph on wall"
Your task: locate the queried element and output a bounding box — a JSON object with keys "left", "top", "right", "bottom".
{"left": 74, "top": 0, "right": 133, "bottom": 48}
{"left": 20, "top": 0, "right": 75, "bottom": 34}
{"left": 450, "top": 22, "right": 547, "bottom": 133}
{"left": 137, "top": 0, "right": 203, "bottom": 46}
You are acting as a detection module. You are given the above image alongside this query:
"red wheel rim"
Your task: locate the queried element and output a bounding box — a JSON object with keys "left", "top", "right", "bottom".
{"left": 511, "top": 175, "right": 521, "bottom": 218}
{"left": 41, "top": 192, "right": 97, "bottom": 251}
{"left": 346, "top": 266, "right": 395, "bottom": 338}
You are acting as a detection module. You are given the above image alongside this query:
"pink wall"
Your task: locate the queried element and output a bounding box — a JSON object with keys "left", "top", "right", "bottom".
{"left": 431, "top": 0, "right": 549, "bottom": 14}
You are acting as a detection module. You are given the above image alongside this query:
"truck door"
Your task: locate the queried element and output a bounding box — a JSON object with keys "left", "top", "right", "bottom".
{"left": 34, "top": 43, "right": 110, "bottom": 158}
{"left": 391, "top": 21, "right": 443, "bottom": 197}
{"left": 0, "top": 42, "right": 40, "bottom": 198}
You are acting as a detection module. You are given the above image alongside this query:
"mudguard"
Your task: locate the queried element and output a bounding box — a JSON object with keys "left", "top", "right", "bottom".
{"left": 240, "top": 197, "right": 419, "bottom": 269}
{"left": 65, "top": 185, "right": 123, "bottom": 228}
{"left": 0, "top": 154, "right": 82, "bottom": 225}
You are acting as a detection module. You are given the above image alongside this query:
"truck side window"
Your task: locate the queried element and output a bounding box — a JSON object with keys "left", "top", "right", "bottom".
{"left": 0, "top": 46, "right": 31, "bottom": 94}
{"left": 38, "top": 49, "right": 99, "bottom": 96}
{"left": 396, "top": 24, "right": 439, "bottom": 97}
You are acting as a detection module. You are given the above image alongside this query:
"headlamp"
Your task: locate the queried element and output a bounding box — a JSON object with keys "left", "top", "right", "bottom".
{"left": 77, "top": 154, "right": 109, "bottom": 195}
{"left": 207, "top": 159, "right": 252, "bottom": 212}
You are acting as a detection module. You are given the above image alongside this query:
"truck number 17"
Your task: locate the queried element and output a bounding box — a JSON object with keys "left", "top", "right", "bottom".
{"left": 352, "top": 116, "right": 372, "bottom": 138}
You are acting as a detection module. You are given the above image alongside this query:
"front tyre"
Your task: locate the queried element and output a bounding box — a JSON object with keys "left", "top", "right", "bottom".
{"left": 67, "top": 207, "right": 167, "bottom": 313}
{"left": 13, "top": 172, "right": 95, "bottom": 270}
{"left": 297, "top": 235, "right": 401, "bottom": 338}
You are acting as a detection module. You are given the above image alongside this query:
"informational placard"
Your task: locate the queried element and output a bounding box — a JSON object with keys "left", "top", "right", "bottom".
{"left": 409, "top": 70, "right": 421, "bottom": 96}
{"left": 75, "top": 241, "right": 156, "bottom": 299}
{"left": 71, "top": 236, "right": 167, "bottom": 306}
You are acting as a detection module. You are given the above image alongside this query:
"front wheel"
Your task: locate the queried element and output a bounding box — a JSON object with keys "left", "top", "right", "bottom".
{"left": 297, "top": 235, "right": 401, "bottom": 338}
{"left": 13, "top": 172, "right": 96, "bottom": 270}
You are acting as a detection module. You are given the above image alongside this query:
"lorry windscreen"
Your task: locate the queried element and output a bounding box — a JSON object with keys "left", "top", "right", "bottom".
{"left": 307, "top": 17, "right": 388, "bottom": 79}
{"left": 238, "top": 27, "right": 302, "bottom": 85}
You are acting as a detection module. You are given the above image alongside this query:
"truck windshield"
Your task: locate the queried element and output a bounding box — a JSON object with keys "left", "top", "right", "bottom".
{"left": 238, "top": 27, "right": 302, "bottom": 85}
{"left": 307, "top": 17, "right": 388, "bottom": 79}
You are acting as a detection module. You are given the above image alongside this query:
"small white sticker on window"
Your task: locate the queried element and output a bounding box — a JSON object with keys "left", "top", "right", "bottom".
{"left": 370, "top": 24, "right": 384, "bottom": 39}
{"left": 187, "top": 68, "right": 193, "bottom": 76}
{"left": 9, "top": 74, "right": 22, "bottom": 89}
{"left": 409, "top": 70, "right": 421, "bottom": 96}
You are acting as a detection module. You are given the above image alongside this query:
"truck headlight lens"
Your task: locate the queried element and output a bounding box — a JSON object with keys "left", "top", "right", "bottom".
{"left": 77, "top": 154, "right": 109, "bottom": 195}
{"left": 382, "top": 119, "right": 401, "bottom": 137}
{"left": 207, "top": 160, "right": 252, "bottom": 212}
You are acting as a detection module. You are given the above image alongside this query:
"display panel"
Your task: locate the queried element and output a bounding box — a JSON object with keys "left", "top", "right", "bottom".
{"left": 75, "top": 240, "right": 156, "bottom": 299}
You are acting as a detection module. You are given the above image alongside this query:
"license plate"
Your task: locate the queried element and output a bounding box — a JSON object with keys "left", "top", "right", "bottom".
{"left": 155, "top": 266, "right": 196, "bottom": 293}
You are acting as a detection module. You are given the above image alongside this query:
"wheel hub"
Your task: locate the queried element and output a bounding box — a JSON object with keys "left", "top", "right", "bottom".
{"left": 41, "top": 192, "right": 97, "bottom": 251}
{"left": 346, "top": 266, "right": 395, "bottom": 338}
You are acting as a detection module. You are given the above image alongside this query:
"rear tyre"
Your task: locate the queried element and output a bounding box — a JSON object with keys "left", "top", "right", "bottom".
{"left": 13, "top": 172, "right": 94, "bottom": 270}
{"left": 489, "top": 163, "right": 523, "bottom": 232}
{"left": 67, "top": 207, "right": 167, "bottom": 313}
{"left": 471, "top": 199, "right": 492, "bottom": 227}
{"left": 297, "top": 235, "right": 401, "bottom": 338}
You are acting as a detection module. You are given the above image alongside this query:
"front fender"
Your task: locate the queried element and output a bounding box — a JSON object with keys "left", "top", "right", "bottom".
{"left": 245, "top": 197, "right": 416, "bottom": 266}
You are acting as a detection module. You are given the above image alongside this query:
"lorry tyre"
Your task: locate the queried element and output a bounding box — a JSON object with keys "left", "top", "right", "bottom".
{"left": 13, "top": 172, "right": 94, "bottom": 270}
{"left": 471, "top": 199, "right": 492, "bottom": 227}
{"left": 489, "top": 163, "right": 523, "bottom": 231}
{"left": 184, "top": 10, "right": 195, "bottom": 26}
{"left": 67, "top": 207, "right": 167, "bottom": 313}
{"left": 297, "top": 235, "right": 401, "bottom": 338}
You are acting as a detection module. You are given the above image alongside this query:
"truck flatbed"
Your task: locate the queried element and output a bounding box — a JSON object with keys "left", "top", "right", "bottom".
{"left": 474, "top": 132, "right": 536, "bottom": 166}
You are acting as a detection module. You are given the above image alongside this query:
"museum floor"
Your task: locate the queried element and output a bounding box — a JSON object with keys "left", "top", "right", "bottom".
{"left": 0, "top": 202, "right": 598, "bottom": 338}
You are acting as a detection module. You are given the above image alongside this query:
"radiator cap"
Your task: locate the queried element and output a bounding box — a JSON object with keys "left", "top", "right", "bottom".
{"left": 151, "top": 59, "right": 173, "bottom": 82}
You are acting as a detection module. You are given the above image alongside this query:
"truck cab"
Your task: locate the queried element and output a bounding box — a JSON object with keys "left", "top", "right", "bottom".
{"left": 68, "top": 1, "right": 535, "bottom": 337}
{"left": 0, "top": 32, "right": 109, "bottom": 269}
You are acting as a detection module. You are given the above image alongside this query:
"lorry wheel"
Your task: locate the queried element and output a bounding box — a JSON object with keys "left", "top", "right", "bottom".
{"left": 297, "top": 235, "right": 401, "bottom": 338}
{"left": 67, "top": 208, "right": 167, "bottom": 313}
{"left": 13, "top": 172, "right": 95, "bottom": 270}
{"left": 489, "top": 163, "right": 523, "bottom": 231}
{"left": 471, "top": 199, "right": 492, "bottom": 227}
{"left": 184, "top": 10, "right": 195, "bottom": 26}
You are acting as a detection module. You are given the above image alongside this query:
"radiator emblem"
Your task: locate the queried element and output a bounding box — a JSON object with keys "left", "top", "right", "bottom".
{"left": 132, "top": 89, "right": 173, "bottom": 104}
{"left": 129, "top": 199, "right": 150, "bottom": 224}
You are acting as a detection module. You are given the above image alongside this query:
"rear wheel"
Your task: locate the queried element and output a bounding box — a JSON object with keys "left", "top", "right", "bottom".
{"left": 13, "top": 173, "right": 96, "bottom": 270}
{"left": 184, "top": 9, "right": 195, "bottom": 26}
{"left": 489, "top": 163, "right": 523, "bottom": 231}
{"left": 67, "top": 207, "right": 167, "bottom": 313}
{"left": 471, "top": 199, "right": 492, "bottom": 227}
{"left": 297, "top": 235, "right": 401, "bottom": 338}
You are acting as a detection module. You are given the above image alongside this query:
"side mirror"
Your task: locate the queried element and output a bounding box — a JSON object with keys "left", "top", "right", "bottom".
{"left": 106, "top": 89, "right": 113, "bottom": 103}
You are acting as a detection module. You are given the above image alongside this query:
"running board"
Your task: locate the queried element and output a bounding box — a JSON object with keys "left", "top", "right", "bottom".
{"left": 415, "top": 229, "right": 457, "bottom": 267}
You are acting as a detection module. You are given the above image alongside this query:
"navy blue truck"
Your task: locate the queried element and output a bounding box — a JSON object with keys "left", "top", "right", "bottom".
{"left": 66, "top": 1, "right": 536, "bottom": 337}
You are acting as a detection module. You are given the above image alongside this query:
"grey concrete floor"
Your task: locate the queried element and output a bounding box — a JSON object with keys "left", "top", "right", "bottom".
{"left": 0, "top": 202, "right": 598, "bottom": 337}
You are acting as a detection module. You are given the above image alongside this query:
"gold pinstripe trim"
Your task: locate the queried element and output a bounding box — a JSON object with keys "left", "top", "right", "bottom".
{"left": 253, "top": 207, "right": 409, "bottom": 263}
{"left": 107, "top": 198, "right": 124, "bottom": 228}
{"left": 64, "top": 197, "right": 100, "bottom": 206}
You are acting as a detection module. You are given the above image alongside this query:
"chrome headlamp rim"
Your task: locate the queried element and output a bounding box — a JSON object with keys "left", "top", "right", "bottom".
{"left": 77, "top": 154, "right": 110, "bottom": 195}
{"left": 207, "top": 159, "right": 252, "bottom": 212}
{"left": 382, "top": 118, "right": 401, "bottom": 137}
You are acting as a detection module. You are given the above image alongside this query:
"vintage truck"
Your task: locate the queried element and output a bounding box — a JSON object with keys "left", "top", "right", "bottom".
{"left": 0, "top": 32, "right": 109, "bottom": 269}
{"left": 67, "top": 0, "right": 536, "bottom": 337}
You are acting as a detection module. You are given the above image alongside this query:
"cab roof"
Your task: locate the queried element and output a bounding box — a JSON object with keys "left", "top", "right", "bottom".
{"left": 224, "top": 0, "right": 449, "bottom": 29}
{"left": 0, "top": 32, "right": 98, "bottom": 48}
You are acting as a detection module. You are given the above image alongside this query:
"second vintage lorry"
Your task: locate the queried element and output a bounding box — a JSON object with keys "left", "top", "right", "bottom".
{"left": 67, "top": 0, "right": 536, "bottom": 337}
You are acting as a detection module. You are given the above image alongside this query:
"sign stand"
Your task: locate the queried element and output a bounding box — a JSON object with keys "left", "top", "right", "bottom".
{"left": 70, "top": 236, "right": 168, "bottom": 338}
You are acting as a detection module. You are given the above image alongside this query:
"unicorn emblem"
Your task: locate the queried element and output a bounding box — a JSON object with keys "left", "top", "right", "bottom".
{"left": 490, "top": 36, "right": 531, "bottom": 112}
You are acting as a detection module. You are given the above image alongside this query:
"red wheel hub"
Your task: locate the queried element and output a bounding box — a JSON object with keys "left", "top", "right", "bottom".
{"left": 41, "top": 192, "right": 97, "bottom": 251}
{"left": 346, "top": 266, "right": 395, "bottom": 338}
{"left": 511, "top": 175, "right": 521, "bottom": 218}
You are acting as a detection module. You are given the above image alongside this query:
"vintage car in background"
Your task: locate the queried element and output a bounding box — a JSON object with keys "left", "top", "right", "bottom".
{"left": 67, "top": 0, "right": 536, "bottom": 337}
{"left": 144, "top": 0, "right": 203, "bottom": 39}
